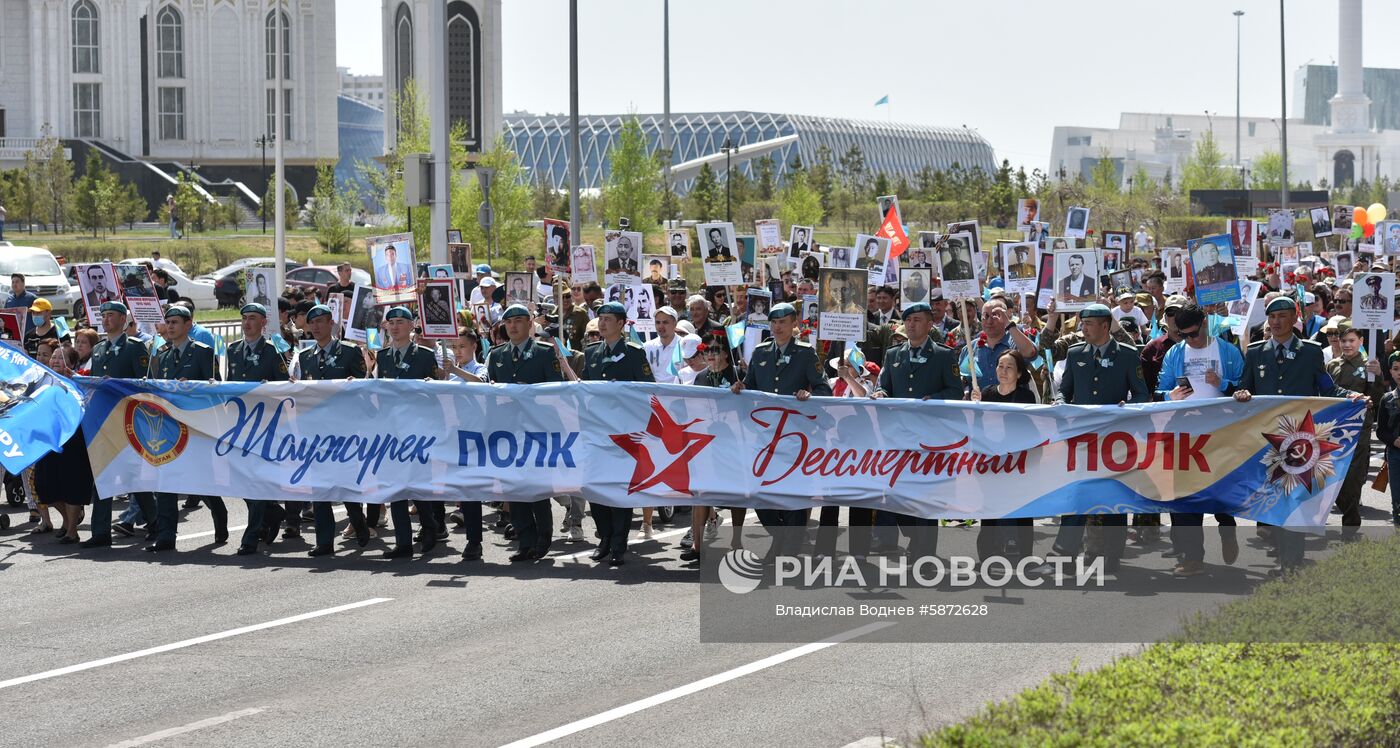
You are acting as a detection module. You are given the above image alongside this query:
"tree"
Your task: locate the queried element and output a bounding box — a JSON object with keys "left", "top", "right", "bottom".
{"left": 531, "top": 172, "right": 564, "bottom": 221}
{"left": 454, "top": 137, "right": 533, "bottom": 268}
{"left": 1249, "top": 151, "right": 1286, "bottom": 190}
{"left": 755, "top": 155, "right": 776, "bottom": 201}
{"left": 809, "top": 144, "right": 835, "bottom": 221}
{"left": 27, "top": 127, "right": 73, "bottom": 232}
{"left": 308, "top": 161, "right": 354, "bottom": 252}
{"left": 72, "top": 150, "right": 111, "bottom": 237}
{"left": 365, "top": 79, "right": 466, "bottom": 250}
{"left": 686, "top": 162, "right": 723, "bottom": 222}
{"left": 602, "top": 116, "right": 661, "bottom": 230}
{"left": 777, "top": 171, "right": 823, "bottom": 228}
{"left": 1179, "top": 131, "right": 1237, "bottom": 193}
{"left": 116, "top": 182, "right": 148, "bottom": 229}
{"left": 260, "top": 180, "right": 298, "bottom": 232}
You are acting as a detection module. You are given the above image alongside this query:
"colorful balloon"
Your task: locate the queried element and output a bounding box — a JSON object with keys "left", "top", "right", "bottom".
{"left": 1354, "top": 206, "right": 1369, "bottom": 225}
{"left": 1363, "top": 222, "right": 1376, "bottom": 238}
{"left": 1350, "top": 223, "right": 1365, "bottom": 239}
{"left": 1367, "top": 203, "right": 1388, "bottom": 224}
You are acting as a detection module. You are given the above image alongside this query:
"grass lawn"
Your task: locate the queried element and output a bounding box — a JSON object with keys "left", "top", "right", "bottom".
{"left": 921, "top": 536, "right": 1400, "bottom": 747}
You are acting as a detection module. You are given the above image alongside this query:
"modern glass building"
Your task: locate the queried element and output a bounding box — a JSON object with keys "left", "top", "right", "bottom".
{"left": 1294, "top": 64, "right": 1400, "bottom": 132}
{"left": 503, "top": 111, "right": 996, "bottom": 194}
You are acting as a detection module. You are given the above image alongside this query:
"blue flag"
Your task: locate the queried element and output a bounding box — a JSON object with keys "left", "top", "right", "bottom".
{"left": 845, "top": 344, "right": 866, "bottom": 369}
{"left": 726, "top": 321, "right": 746, "bottom": 350}
{"left": 54, "top": 316, "right": 71, "bottom": 338}
{"left": 0, "top": 342, "right": 85, "bottom": 473}
{"left": 365, "top": 328, "right": 383, "bottom": 351}
{"left": 269, "top": 333, "right": 291, "bottom": 354}
{"left": 669, "top": 339, "right": 683, "bottom": 377}
{"left": 874, "top": 94, "right": 889, "bottom": 106}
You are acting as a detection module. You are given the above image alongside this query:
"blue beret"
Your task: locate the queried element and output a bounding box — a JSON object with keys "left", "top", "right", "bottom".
{"left": 239, "top": 303, "right": 268, "bottom": 317}
{"left": 902, "top": 302, "right": 933, "bottom": 319}
{"left": 474, "top": 263, "right": 493, "bottom": 274}
{"left": 597, "top": 301, "right": 628, "bottom": 317}
{"left": 163, "top": 305, "right": 192, "bottom": 320}
{"left": 1079, "top": 303, "right": 1112, "bottom": 319}
{"left": 1265, "top": 297, "right": 1298, "bottom": 315}
{"left": 384, "top": 306, "right": 414, "bottom": 321}
{"left": 99, "top": 300, "right": 129, "bottom": 314}
{"left": 305, "top": 304, "right": 333, "bottom": 321}
{"left": 768, "top": 302, "right": 798, "bottom": 320}
{"left": 501, "top": 304, "right": 532, "bottom": 320}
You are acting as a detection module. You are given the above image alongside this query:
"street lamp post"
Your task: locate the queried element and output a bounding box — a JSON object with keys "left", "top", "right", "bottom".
{"left": 1278, "top": 0, "right": 1289, "bottom": 212}
{"left": 722, "top": 137, "right": 734, "bottom": 223}
{"left": 254, "top": 134, "right": 274, "bottom": 234}
{"left": 1234, "top": 10, "right": 1245, "bottom": 167}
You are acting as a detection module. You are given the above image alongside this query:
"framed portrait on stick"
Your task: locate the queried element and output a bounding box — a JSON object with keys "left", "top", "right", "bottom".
{"left": 818, "top": 268, "right": 867, "bottom": 343}
{"left": 417, "top": 280, "right": 457, "bottom": 339}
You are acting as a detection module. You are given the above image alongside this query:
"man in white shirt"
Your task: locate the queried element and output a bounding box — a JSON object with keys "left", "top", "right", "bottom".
{"left": 643, "top": 306, "right": 682, "bottom": 383}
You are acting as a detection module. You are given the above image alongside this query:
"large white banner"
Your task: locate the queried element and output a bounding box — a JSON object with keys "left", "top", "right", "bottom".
{"left": 79, "top": 380, "right": 1363, "bottom": 525}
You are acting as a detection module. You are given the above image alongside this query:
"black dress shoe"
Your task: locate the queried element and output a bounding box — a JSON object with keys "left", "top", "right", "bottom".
{"left": 509, "top": 548, "right": 538, "bottom": 562}
{"left": 354, "top": 524, "right": 371, "bottom": 548}
{"left": 680, "top": 548, "right": 700, "bottom": 562}
{"left": 79, "top": 537, "right": 111, "bottom": 548}
{"left": 308, "top": 545, "right": 335, "bottom": 557}
{"left": 182, "top": 498, "right": 202, "bottom": 510}
{"left": 112, "top": 521, "right": 135, "bottom": 537}
{"left": 503, "top": 526, "right": 517, "bottom": 540}
{"left": 461, "top": 541, "right": 483, "bottom": 560}
{"left": 419, "top": 534, "right": 438, "bottom": 554}
{"left": 235, "top": 545, "right": 258, "bottom": 556}
{"left": 589, "top": 547, "right": 609, "bottom": 562}
{"left": 383, "top": 545, "right": 413, "bottom": 559}
{"left": 144, "top": 542, "right": 176, "bottom": 552}
{"left": 435, "top": 528, "right": 450, "bottom": 541}
{"left": 213, "top": 528, "right": 229, "bottom": 545}
{"left": 609, "top": 553, "right": 625, "bottom": 566}
{"left": 282, "top": 525, "right": 301, "bottom": 540}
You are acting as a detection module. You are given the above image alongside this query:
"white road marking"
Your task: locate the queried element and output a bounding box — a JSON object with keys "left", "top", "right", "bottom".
{"left": 181, "top": 506, "right": 345, "bottom": 540}
{"left": 496, "top": 621, "right": 894, "bottom": 748}
{"left": 104, "top": 707, "right": 266, "bottom": 748}
{"left": 0, "top": 598, "right": 392, "bottom": 691}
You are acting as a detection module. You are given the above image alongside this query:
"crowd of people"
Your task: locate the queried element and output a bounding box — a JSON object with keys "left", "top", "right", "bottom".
{"left": 3, "top": 234, "right": 1397, "bottom": 579}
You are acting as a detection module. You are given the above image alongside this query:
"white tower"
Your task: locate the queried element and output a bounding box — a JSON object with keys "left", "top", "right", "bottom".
{"left": 1328, "top": 0, "right": 1371, "bottom": 134}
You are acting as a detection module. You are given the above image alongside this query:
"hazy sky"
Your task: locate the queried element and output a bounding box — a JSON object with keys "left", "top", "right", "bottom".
{"left": 335, "top": 0, "right": 1400, "bottom": 172}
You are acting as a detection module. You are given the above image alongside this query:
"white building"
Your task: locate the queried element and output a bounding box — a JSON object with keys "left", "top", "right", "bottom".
{"left": 1049, "top": 0, "right": 1400, "bottom": 192}
{"left": 0, "top": 0, "right": 338, "bottom": 176}
{"left": 338, "top": 66, "right": 385, "bottom": 108}
{"left": 380, "top": 0, "right": 502, "bottom": 154}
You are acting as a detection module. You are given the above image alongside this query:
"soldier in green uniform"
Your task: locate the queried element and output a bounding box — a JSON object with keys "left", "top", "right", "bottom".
{"left": 861, "top": 301, "right": 965, "bottom": 556}
{"left": 732, "top": 303, "right": 832, "bottom": 534}
{"left": 146, "top": 305, "right": 225, "bottom": 552}
{"left": 479, "top": 304, "right": 569, "bottom": 562}
{"left": 299, "top": 304, "right": 374, "bottom": 557}
{"left": 81, "top": 301, "right": 156, "bottom": 548}
{"left": 1325, "top": 320, "right": 1385, "bottom": 536}
{"left": 225, "top": 303, "right": 293, "bottom": 556}
{"left": 583, "top": 301, "right": 655, "bottom": 565}
{"left": 1052, "top": 303, "right": 1150, "bottom": 574}
{"left": 375, "top": 305, "right": 444, "bottom": 559}
{"left": 1234, "top": 296, "right": 1364, "bottom": 575}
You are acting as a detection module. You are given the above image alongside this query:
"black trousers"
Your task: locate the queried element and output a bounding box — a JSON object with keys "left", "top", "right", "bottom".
{"left": 90, "top": 491, "right": 155, "bottom": 541}
{"left": 388, "top": 500, "right": 439, "bottom": 549}
{"left": 591, "top": 504, "right": 634, "bottom": 555}
{"left": 154, "top": 494, "right": 225, "bottom": 545}
{"left": 459, "top": 502, "right": 483, "bottom": 544}
{"left": 1169, "top": 513, "right": 1237, "bottom": 564}
{"left": 510, "top": 499, "right": 553, "bottom": 552}
{"left": 816, "top": 506, "right": 875, "bottom": 556}
{"left": 240, "top": 500, "right": 285, "bottom": 549}
{"left": 313, "top": 502, "right": 369, "bottom": 548}
{"left": 978, "top": 519, "right": 1032, "bottom": 560}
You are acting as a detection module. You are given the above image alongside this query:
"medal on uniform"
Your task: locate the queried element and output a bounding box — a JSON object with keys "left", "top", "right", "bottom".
{"left": 779, "top": 355, "right": 791, "bottom": 366}
{"left": 608, "top": 353, "right": 624, "bottom": 363}
{"left": 1285, "top": 350, "right": 1295, "bottom": 360}
{"left": 1099, "top": 357, "right": 1112, "bottom": 368}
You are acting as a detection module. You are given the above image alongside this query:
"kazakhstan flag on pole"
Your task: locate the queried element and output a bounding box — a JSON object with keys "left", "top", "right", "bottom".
{"left": 0, "top": 342, "right": 85, "bottom": 473}
{"left": 874, "top": 94, "right": 889, "bottom": 106}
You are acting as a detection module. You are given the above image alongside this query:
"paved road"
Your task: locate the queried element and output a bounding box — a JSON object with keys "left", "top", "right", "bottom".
{"left": 1, "top": 473, "right": 1394, "bottom": 747}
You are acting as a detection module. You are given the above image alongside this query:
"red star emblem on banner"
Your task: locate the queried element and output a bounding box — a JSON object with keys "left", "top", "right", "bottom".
{"left": 1262, "top": 411, "right": 1343, "bottom": 492}
{"left": 609, "top": 397, "right": 715, "bottom": 495}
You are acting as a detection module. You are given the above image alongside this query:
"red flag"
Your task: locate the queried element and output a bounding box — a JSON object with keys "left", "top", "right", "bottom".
{"left": 877, "top": 205, "right": 909, "bottom": 258}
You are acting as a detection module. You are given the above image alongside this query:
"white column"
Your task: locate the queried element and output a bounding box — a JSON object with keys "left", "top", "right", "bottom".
{"left": 1337, "top": 0, "right": 1363, "bottom": 97}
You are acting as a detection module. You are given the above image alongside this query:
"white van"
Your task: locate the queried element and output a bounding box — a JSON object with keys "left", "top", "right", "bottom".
{"left": 0, "top": 245, "right": 73, "bottom": 317}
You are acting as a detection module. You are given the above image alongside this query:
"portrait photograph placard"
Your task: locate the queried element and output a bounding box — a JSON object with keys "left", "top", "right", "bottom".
{"left": 667, "top": 229, "right": 691, "bottom": 261}
{"left": 629, "top": 284, "right": 657, "bottom": 334}
{"left": 76, "top": 262, "right": 119, "bottom": 325}
{"left": 570, "top": 245, "right": 598, "bottom": 284}
{"left": 877, "top": 195, "right": 901, "bottom": 224}
{"left": 697, "top": 222, "right": 742, "bottom": 285}
{"left": 937, "top": 231, "right": 980, "bottom": 301}
{"left": 1016, "top": 198, "right": 1038, "bottom": 231}
{"left": 1161, "top": 248, "right": 1188, "bottom": 293}
{"left": 449, "top": 243, "right": 473, "bottom": 276}
{"left": 544, "top": 219, "right": 572, "bottom": 275}
{"left": 345, "top": 284, "right": 381, "bottom": 343}
{"left": 1002, "top": 242, "right": 1038, "bottom": 295}
{"left": 1188, "top": 234, "right": 1241, "bottom": 306}
{"left": 504, "top": 272, "right": 536, "bottom": 311}
{"left": 1354, "top": 272, "right": 1396, "bottom": 331}
{"left": 755, "top": 219, "right": 782, "bottom": 256}
{"left": 641, "top": 255, "right": 671, "bottom": 287}
{"left": 947, "top": 220, "right": 981, "bottom": 257}
{"left": 746, "top": 287, "right": 772, "bottom": 331}
{"left": 854, "top": 234, "right": 891, "bottom": 285}
{"left": 1265, "top": 209, "right": 1295, "bottom": 245}
{"left": 1227, "top": 219, "right": 1256, "bottom": 256}
{"left": 604, "top": 230, "right": 644, "bottom": 286}
{"left": 1026, "top": 221, "right": 1050, "bottom": 250}
{"left": 1380, "top": 221, "right": 1400, "bottom": 255}
{"left": 417, "top": 280, "right": 458, "bottom": 339}
{"left": 1101, "top": 231, "right": 1129, "bottom": 253}
{"left": 1053, "top": 248, "right": 1099, "bottom": 311}
{"left": 827, "top": 245, "right": 855, "bottom": 269}
{"left": 1309, "top": 206, "right": 1334, "bottom": 238}
{"left": 366, "top": 232, "right": 417, "bottom": 304}
{"left": 1064, "top": 206, "right": 1090, "bottom": 240}
{"left": 114, "top": 263, "right": 157, "bottom": 300}
{"left": 817, "top": 268, "right": 867, "bottom": 343}
{"left": 788, "top": 225, "right": 813, "bottom": 260}
{"left": 1035, "top": 250, "right": 1057, "bottom": 310}
{"left": 1332, "top": 205, "right": 1354, "bottom": 235}
{"left": 899, "top": 268, "right": 932, "bottom": 310}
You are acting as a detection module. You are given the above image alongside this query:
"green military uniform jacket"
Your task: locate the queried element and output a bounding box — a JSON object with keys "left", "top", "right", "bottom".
{"left": 89, "top": 333, "right": 150, "bottom": 378}
{"left": 1240, "top": 337, "right": 1349, "bottom": 398}
{"left": 298, "top": 339, "right": 366, "bottom": 380}
{"left": 583, "top": 338, "right": 654, "bottom": 383}
{"left": 150, "top": 340, "right": 220, "bottom": 381}
{"left": 876, "top": 338, "right": 963, "bottom": 400}
{"left": 1058, "top": 338, "right": 1149, "bottom": 405}
{"left": 743, "top": 338, "right": 831, "bottom": 396}
{"left": 227, "top": 337, "right": 290, "bottom": 382}
{"left": 486, "top": 338, "right": 565, "bottom": 384}
{"left": 375, "top": 342, "right": 440, "bottom": 380}
{"left": 1328, "top": 352, "right": 1384, "bottom": 427}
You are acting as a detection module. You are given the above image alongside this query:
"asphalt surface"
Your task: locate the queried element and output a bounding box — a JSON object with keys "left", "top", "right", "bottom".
{"left": 1, "top": 468, "right": 1395, "bottom": 748}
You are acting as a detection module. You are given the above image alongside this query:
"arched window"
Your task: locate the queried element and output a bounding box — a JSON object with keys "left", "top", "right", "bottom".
{"left": 394, "top": 3, "right": 413, "bottom": 92}
{"left": 1334, "top": 150, "right": 1356, "bottom": 188}
{"left": 446, "top": 1, "right": 481, "bottom": 146}
{"left": 156, "top": 6, "right": 183, "bottom": 79}
{"left": 265, "top": 9, "right": 291, "bottom": 81}
{"left": 71, "top": 0, "right": 99, "bottom": 74}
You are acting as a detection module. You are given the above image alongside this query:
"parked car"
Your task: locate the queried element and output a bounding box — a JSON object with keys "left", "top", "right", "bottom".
{"left": 117, "top": 257, "right": 220, "bottom": 311}
{"left": 286, "top": 265, "right": 371, "bottom": 293}
{"left": 0, "top": 245, "right": 74, "bottom": 318}
{"left": 200, "top": 258, "right": 305, "bottom": 307}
